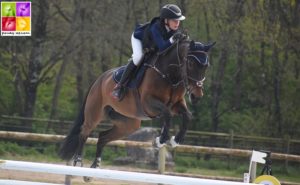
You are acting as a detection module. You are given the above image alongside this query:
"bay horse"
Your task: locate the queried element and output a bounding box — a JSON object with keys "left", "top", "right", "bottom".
{"left": 59, "top": 35, "right": 212, "bottom": 178}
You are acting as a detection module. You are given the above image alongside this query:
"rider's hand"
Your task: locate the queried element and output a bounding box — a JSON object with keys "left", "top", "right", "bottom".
{"left": 170, "top": 32, "right": 185, "bottom": 43}
{"left": 173, "top": 32, "right": 185, "bottom": 41}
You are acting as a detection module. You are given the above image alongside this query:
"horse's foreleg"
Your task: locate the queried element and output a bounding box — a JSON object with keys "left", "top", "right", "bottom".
{"left": 170, "top": 103, "right": 192, "bottom": 147}
{"left": 146, "top": 97, "right": 172, "bottom": 147}
{"left": 158, "top": 109, "right": 172, "bottom": 145}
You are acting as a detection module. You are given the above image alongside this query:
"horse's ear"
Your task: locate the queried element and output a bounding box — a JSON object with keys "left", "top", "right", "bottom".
{"left": 190, "top": 40, "right": 195, "bottom": 50}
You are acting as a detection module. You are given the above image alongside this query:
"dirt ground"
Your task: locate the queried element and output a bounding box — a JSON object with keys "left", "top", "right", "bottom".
{"left": 0, "top": 164, "right": 157, "bottom": 185}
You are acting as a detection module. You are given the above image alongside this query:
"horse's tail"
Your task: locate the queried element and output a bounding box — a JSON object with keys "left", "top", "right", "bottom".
{"left": 59, "top": 97, "right": 87, "bottom": 160}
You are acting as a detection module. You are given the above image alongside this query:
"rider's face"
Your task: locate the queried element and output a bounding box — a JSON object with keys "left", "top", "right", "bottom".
{"left": 166, "top": 19, "right": 180, "bottom": 31}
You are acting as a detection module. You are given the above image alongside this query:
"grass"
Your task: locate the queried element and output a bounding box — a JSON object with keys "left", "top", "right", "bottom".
{"left": 0, "top": 141, "right": 299, "bottom": 183}
{"left": 0, "top": 141, "right": 62, "bottom": 162}
{"left": 174, "top": 154, "right": 300, "bottom": 183}
{"left": 0, "top": 141, "right": 127, "bottom": 165}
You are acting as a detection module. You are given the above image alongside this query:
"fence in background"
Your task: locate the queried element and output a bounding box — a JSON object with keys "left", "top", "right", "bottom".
{"left": 1, "top": 130, "right": 300, "bottom": 174}
{"left": 1, "top": 130, "right": 300, "bottom": 185}
{"left": 1, "top": 115, "right": 300, "bottom": 155}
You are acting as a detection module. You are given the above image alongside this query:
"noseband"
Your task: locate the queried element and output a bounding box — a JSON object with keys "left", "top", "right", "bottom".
{"left": 188, "top": 76, "right": 206, "bottom": 87}
{"left": 186, "top": 76, "right": 206, "bottom": 96}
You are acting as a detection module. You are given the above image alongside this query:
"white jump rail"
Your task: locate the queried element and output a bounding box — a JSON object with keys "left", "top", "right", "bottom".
{"left": 0, "top": 180, "right": 63, "bottom": 185}
{"left": 0, "top": 159, "right": 256, "bottom": 185}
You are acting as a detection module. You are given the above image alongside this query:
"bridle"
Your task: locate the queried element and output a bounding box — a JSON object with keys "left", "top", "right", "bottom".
{"left": 145, "top": 37, "right": 189, "bottom": 88}
{"left": 186, "top": 76, "right": 206, "bottom": 96}
{"left": 186, "top": 50, "right": 209, "bottom": 95}
{"left": 144, "top": 37, "right": 208, "bottom": 96}
{"left": 188, "top": 76, "right": 205, "bottom": 87}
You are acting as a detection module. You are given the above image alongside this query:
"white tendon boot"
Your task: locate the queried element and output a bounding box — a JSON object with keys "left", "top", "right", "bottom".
{"left": 155, "top": 136, "right": 166, "bottom": 148}
{"left": 170, "top": 136, "right": 179, "bottom": 148}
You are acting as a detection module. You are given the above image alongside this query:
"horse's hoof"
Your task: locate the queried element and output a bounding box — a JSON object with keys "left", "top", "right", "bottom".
{"left": 74, "top": 161, "right": 83, "bottom": 167}
{"left": 73, "top": 160, "right": 83, "bottom": 167}
{"left": 91, "top": 157, "right": 101, "bottom": 169}
{"left": 84, "top": 157, "right": 101, "bottom": 182}
{"left": 155, "top": 136, "right": 166, "bottom": 148}
{"left": 170, "top": 136, "right": 179, "bottom": 148}
{"left": 83, "top": 176, "right": 93, "bottom": 182}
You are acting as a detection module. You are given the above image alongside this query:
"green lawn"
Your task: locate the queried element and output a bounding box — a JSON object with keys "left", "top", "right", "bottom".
{"left": 173, "top": 154, "right": 300, "bottom": 183}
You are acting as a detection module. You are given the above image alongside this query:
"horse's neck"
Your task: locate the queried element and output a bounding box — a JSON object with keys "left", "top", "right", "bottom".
{"left": 146, "top": 43, "right": 187, "bottom": 86}
{"left": 150, "top": 43, "right": 180, "bottom": 68}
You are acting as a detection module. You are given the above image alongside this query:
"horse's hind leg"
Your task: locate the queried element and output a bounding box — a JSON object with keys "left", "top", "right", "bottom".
{"left": 72, "top": 135, "right": 87, "bottom": 166}
{"left": 89, "top": 128, "right": 115, "bottom": 169}
{"left": 84, "top": 111, "right": 141, "bottom": 182}
{"left": 73, "top": 91, "right": 104, "bottom": 166}
{"left": 95, "top": 118, "right": 141, "bottom": 165}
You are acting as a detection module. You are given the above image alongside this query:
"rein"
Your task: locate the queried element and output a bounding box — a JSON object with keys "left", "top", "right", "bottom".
{"left": 144, "top": 39, "right": 188, "bottom": 88}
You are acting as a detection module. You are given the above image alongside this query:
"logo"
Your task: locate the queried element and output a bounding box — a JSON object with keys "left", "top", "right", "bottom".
{"left": 1, "top": 1, "right": 31, "bottom": 36}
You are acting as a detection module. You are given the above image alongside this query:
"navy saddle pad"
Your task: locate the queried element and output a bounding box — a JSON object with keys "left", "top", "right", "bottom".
{"left": 113, "top": 64, "right": 147, "bottom": 88}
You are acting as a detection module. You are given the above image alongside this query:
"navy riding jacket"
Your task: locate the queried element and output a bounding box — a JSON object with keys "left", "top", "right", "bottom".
{"left": 133, "top": 18, "right": 176, "bottom": 52}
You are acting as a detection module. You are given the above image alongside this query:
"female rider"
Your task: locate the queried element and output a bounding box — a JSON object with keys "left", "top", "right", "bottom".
{"left": 112, "top": 4, "right": 186, "bottom": 101}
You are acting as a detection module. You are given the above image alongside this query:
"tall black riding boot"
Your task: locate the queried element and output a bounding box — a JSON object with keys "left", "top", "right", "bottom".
{"left": 112, "top": 60, "right": 137, "bottom": 101}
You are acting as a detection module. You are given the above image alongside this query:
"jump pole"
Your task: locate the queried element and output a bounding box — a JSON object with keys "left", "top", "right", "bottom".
{"left": 0, "top": 159, "right": 256, "bottom": 185}
{"left": 0, "top": 180, "right": 63, "bottom": 185}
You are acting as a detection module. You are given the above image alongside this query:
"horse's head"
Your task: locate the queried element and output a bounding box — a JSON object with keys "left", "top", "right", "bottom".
{"left": 186, "top": 40, "right": 214, "bottom": 105}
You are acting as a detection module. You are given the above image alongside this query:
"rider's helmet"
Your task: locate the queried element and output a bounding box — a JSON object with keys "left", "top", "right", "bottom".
{"left": 160, "top": 4, "right": 185, "bottom": 20}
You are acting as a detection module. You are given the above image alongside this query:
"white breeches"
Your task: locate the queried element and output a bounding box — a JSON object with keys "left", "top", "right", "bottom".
{"left": 131, "top": 33, "right": 143, "bottom": 66}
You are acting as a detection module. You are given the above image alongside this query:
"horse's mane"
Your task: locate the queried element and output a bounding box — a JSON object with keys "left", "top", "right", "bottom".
{"left": 157, "top": 41, "right": 180, "bottom": 56}
{"left": 158, "top": 37, "right": 190, "bottom": 56}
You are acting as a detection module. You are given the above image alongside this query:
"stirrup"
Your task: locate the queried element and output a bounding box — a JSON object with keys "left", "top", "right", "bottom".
{"left": 112, "top": 85, "right": 126, "bottom": 101}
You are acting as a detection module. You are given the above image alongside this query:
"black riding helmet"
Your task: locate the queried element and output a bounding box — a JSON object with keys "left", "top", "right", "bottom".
{"left": 160, "top": 4, "right": 185, "bottom": 20}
